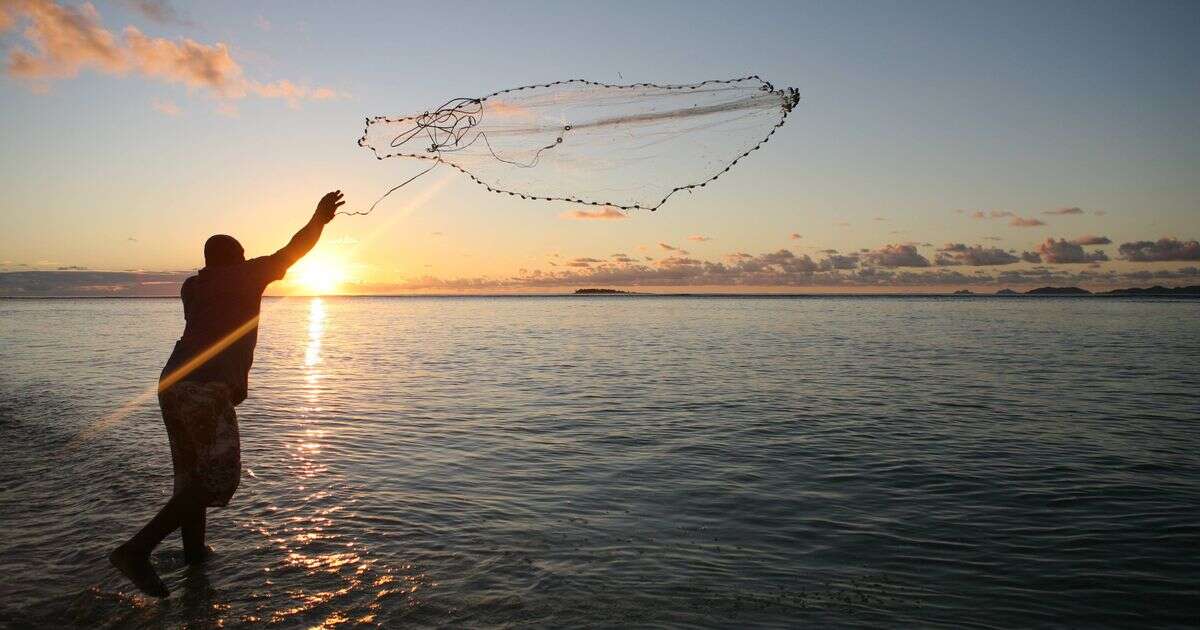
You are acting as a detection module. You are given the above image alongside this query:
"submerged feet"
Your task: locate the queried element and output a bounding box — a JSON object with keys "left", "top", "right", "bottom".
{"left": 184, "top": 544, "right": 214, "bottom": 566}
{"left": 109, "top": 545, "right": 169, "bottom": 598}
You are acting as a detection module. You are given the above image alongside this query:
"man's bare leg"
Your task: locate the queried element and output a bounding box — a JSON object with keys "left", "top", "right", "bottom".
{"left": 182, "top": 505, "right": 209, "bottom": 565}
{"left": 110, "top": 489, "right": 204, "bottom": 597}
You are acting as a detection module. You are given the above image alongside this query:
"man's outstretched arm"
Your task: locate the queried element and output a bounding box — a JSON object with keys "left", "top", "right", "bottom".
{"left": 273, "top": 190, "right": 344, "bottom": 267}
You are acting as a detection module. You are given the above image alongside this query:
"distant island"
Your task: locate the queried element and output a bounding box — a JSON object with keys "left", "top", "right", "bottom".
{"left": 574, "top": 288, "right": 635, "bottom": 295}
{"left": 1103, "top": 285, "right": 1200, "bottom": 296}
{"left": 968, "top": 285, "right": 1200, "bottom": 297}
{"left": 1025, "top": 286, "right": 1092, "bottom": 295}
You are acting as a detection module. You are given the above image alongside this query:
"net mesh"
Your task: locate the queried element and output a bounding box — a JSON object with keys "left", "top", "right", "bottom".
{"left": 358, "top": 76, "right": 799, "bottom": 212}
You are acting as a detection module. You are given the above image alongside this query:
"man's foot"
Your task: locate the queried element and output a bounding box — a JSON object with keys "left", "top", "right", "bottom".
{"left": 109, "top": 545, "right": 170, "bottom": 598}
{"left": 184, "top": 544, "right": 214, "bottom": 566}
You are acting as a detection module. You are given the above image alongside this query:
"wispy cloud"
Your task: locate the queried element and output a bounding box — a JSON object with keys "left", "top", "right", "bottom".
{"left": 1043, "top": 206, "right": 1084, "bottom": 215}
{"left": 2, "top": 0, "right": 340, "bottom": 107}
{"left": 1070, "top": 235, "right": 1111, "bottom": 246}
{"left": 151, "top": 97, "right": 179, "bottom": 115}
{"left": 559, "top": 207, "right": 627, "bottom": 220}
{"left": 1009, "top": 216, "right": 1046, "bottom": 228}
{"left": 789, "top": 232, "right": 802, "bottom": 240}
{"left": 122, "top": 0, "right": 188, "bottom": 25}
{"left": 970, "top": 210, "right": 1014, "bottom": 220}
{"left": 968, "top": 210, "right": 1047, "bottom": 227}
{"left": 687, "top": 235, "right": 712, "bottom": 242}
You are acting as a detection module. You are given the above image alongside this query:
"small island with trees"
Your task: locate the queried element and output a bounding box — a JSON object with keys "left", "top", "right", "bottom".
{"left": 574, "top": 288, "right": 635, "bottom": 295}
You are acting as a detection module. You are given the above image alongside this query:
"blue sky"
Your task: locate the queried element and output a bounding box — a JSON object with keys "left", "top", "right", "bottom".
{"left": 1, "top": 0, "right": 1197, "bottom": 293}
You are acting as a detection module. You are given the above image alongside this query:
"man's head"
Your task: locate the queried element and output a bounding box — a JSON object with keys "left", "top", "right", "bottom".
{"left": 204, "top": 234, "right": 245, "bottom": 268}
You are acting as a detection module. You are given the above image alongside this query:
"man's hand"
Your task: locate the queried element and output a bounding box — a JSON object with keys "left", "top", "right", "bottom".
{"left": 314, "top": 190, "right": 344, "bottom": 225}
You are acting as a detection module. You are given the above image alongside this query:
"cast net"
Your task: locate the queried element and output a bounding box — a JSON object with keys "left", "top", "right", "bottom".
{"left": 355, "top": 76, "right": 799, "bottom": 213}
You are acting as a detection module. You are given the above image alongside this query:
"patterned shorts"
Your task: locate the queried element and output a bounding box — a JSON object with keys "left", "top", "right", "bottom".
{"left": 158, "top": 381, "right": 241, "bottom": 507}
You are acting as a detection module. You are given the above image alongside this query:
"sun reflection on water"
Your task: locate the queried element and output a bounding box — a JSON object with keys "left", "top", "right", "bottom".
{"left": 239, "top": 296, "right": 434, "bottom": 626}
{"left": 305, "top": 297, "right": 325, "bottom": 368}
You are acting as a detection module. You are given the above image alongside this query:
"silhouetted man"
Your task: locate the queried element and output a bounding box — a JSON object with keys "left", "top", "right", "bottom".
{"left": 110, "top": 191, "right": 344, "bottom": 597}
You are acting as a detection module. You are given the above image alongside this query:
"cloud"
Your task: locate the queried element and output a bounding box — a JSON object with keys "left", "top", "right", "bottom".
{"left": 122, "top": 0, "right": 186, "bottom": 25}
{"left": 861, "top": 243, "right": 930, "bottom": 268}
{"left": 970, "top": 210, "right": 1015, "bottom": 220}
{"left": 968, "top": 210, "right": 1046, "bottom": 227}
{"left": 1121, "top": 266, "right": 1200, "bottom": 281}
{"left": 934, "top": 243, "right": 1020, "bottom": 266}
{"left": 820, "top": 254, "right": 860, "bottom": 270}
{"left": 3, "top": 0, "right": 339, "bottom": 107}
{"left": 1021, "top": 251, "right": 1042, "bottom": 263}
{"left": 383, "top": 254, "right": 1194, "bottom": 291}
{"left": 1035, "top": 238, "right": 1109, "bottom": 264}
{"left": 658, "top": 242, "right": 689, "bottom": 254}
{"left": 34, "top": 256, "right": 1196, "bottom": 296}
{"left": 559, "top": 207, "right": 627, "bottom": 220}
{"left": 253, "top": 14, "right": 271, "bottom": 31}
{"left": 1070, "top": 235, "right": 1111, "bottom": 246}
{"left": 0, "top": 269, "right": 190, "bottom": 296}
{"left": 151, "top": 97, "right": 179, "bottom": 115}
{"left": 1043, "top": 206, "right": 1084, "bottom": 215}
{"left": 687, "top": 235, "right": 712, "bottom": 242}
{"left": 5, "top": 1, "right": 124, "bottom": 79}
{"left": 1117, "top": 237, "right": 1200, "bottom": 262}
{"left": 1009, "top": 216, "right": 1046, "bottom": 227}
{"left": 789, "top": 233, "right": 802, "bottom": 240}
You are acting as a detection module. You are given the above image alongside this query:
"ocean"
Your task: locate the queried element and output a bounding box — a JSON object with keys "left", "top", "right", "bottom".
{"left": 0, "top": 295, "right": 1197, "bottom": 628}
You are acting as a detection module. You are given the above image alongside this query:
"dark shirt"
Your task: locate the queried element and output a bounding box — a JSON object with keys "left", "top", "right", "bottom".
{"left": 160, "top": 254, "right": 290, "bottom": 404}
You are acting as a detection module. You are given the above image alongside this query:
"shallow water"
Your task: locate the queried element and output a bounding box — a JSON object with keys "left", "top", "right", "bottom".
{"left": 1, "top": 296, "right": 1197, "bottom": 628}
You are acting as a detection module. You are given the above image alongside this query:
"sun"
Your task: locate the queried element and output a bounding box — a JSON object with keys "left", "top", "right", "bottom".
{"left": 289, "top": 253, "right": 347, "bottom": 295}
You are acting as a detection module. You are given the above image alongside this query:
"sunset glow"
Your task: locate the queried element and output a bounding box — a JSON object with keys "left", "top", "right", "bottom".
{"left": 0, "top": 1, "right": 1197, "bottom": 297}
{"left": 288, "top": 254, "right": 347, "bottom": 296}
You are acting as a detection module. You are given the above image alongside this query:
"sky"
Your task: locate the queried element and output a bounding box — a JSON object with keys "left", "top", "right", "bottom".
{"left": 1, "top": 0, "right": 1198, "bottom": 295}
